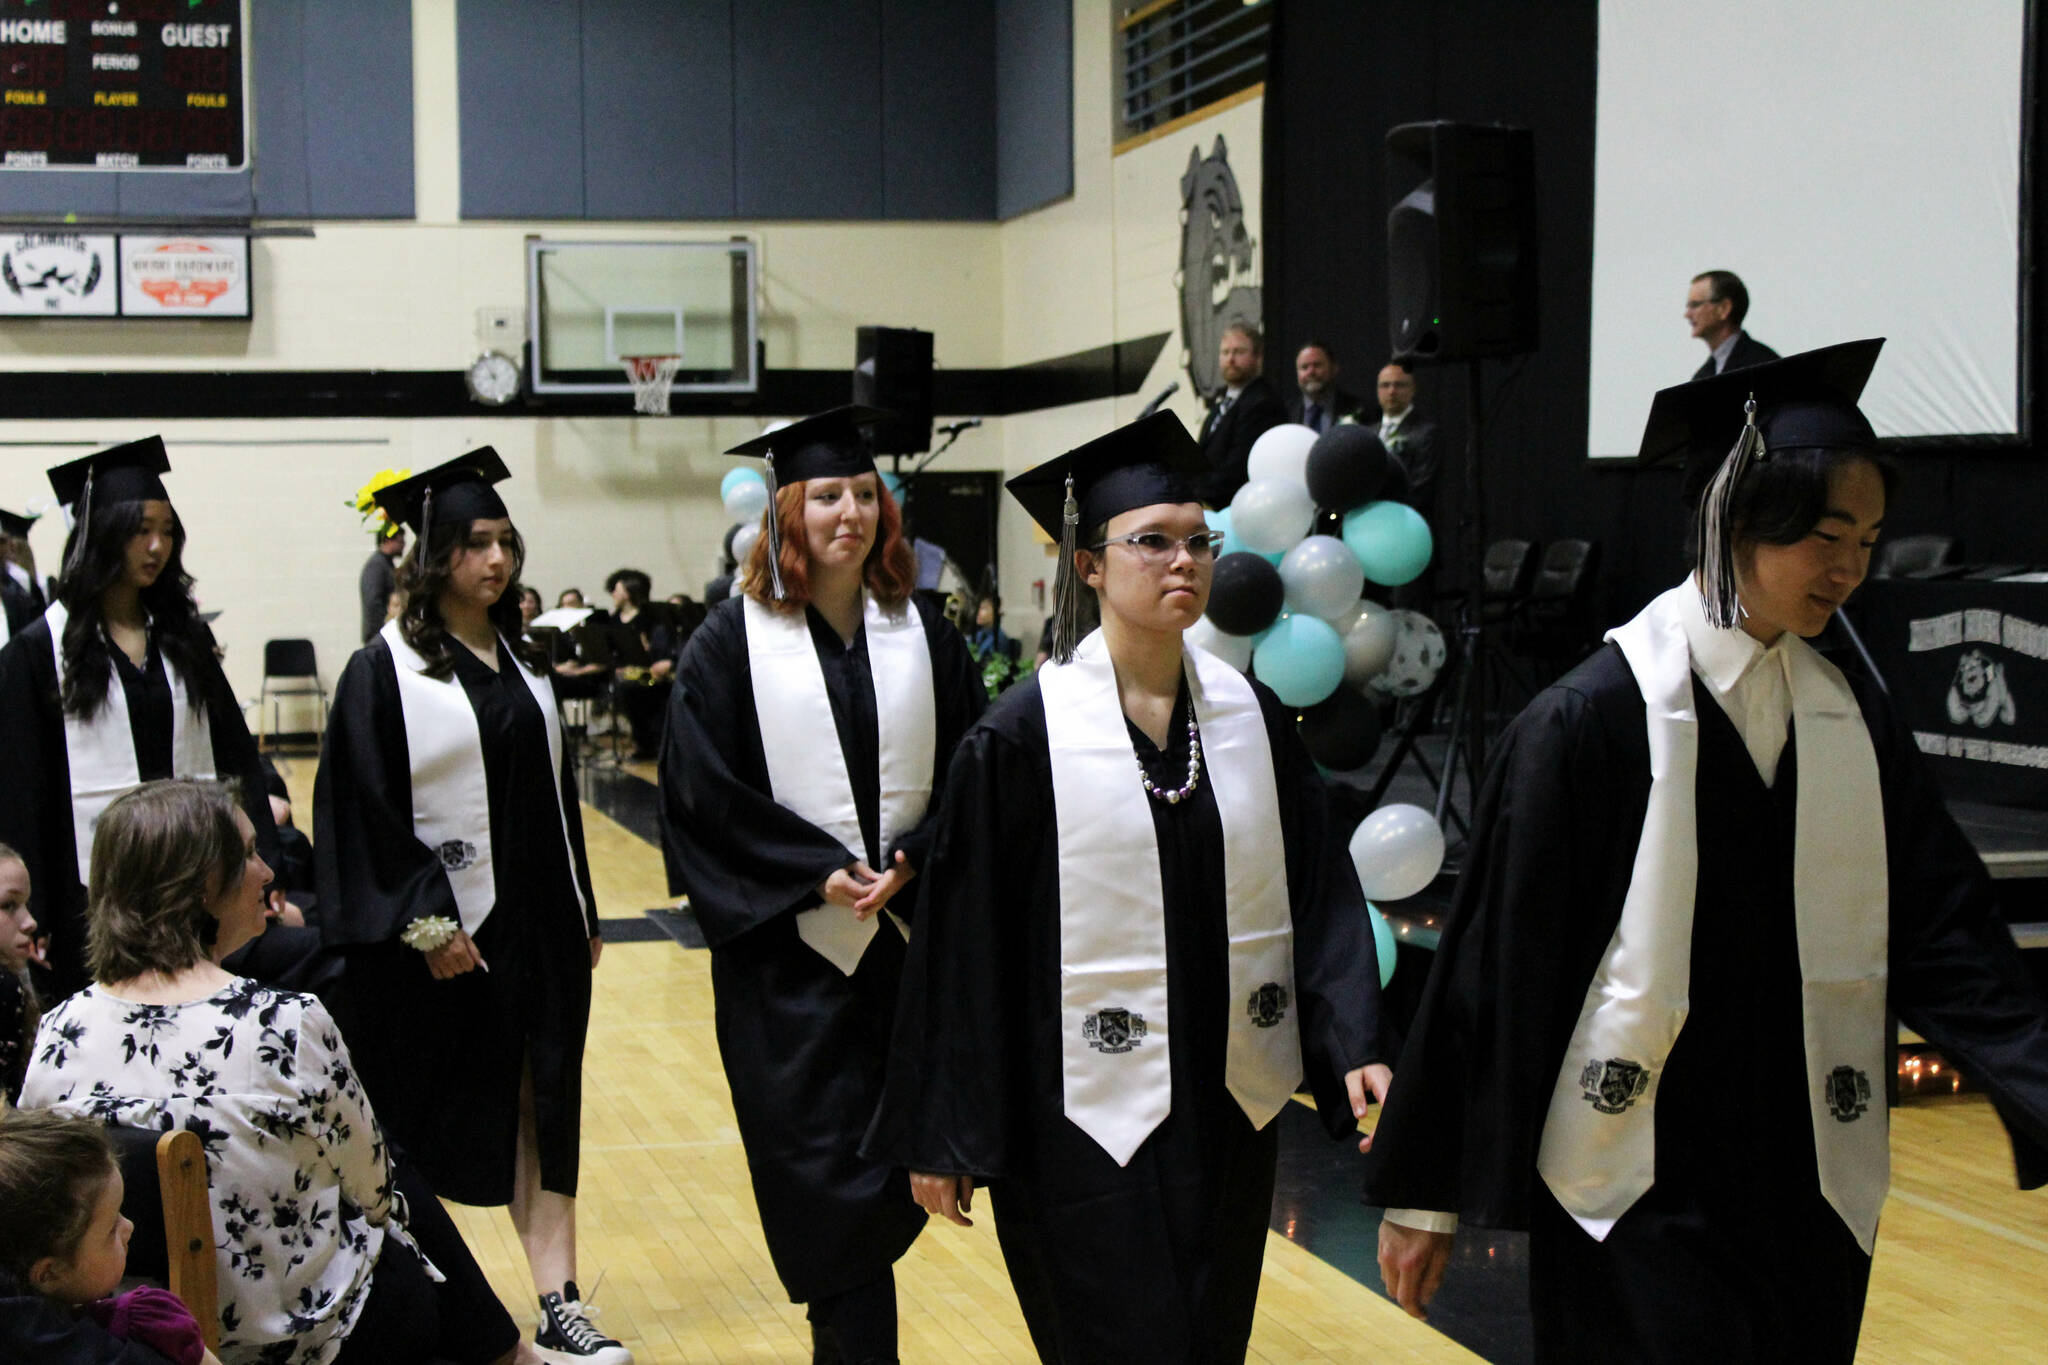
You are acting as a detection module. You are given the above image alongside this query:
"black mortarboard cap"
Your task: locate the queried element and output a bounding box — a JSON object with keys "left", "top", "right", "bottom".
{"left": 1004, "top": 410, "right": 1207, "bottom": 542}
{"left": 0, "top": 508, "right": 37, "bottom": 539}
{"left": 1637, "top": 338, "right": 1885, "bottom": 470}
{"left": 369, "top": 447, "right": 513, "bottom": 534}
{"left": 723, "top": 405, "right": 890, "bottom": 482}
{"left": 1644, "top": 339, "right": 1886, "bottom": 628}
{"left": 46, "top": 436, "right": 172, "bottom": 510}
{"left": 1007, "top": 411, "right": 1207, "bottom": 662}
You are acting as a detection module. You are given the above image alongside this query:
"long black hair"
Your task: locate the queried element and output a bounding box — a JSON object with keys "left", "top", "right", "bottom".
{"left": 394, "top": 518, "right": 547, "bottom": 680}
{"left": 54, "top": 499, "right": 212, "bottom": 721}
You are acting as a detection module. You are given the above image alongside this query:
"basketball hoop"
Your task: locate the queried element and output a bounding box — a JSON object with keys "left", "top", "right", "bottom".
{"left": 621, "top": 355, "right": 682, "bottom": 416}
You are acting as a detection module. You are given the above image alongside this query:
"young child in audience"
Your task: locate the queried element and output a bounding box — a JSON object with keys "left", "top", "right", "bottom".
{"left": 0, "top": 1107, "right": 220, "bottom": 1365}
{"left": 0, "top": 845, "right": 37, "bottom": 1103}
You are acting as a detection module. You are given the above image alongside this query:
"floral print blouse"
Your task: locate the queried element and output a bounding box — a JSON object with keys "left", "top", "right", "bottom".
{"left": 19, "top": 979, "right": 431, "bottom": 1365}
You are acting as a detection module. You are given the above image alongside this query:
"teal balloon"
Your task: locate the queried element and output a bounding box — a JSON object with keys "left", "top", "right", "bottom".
{"left": 720, "top": 466, "right": 765, "bottom": 500}
{"left": 881, "top": 471, "right": 905, "bottom": 498}
{"left": 1251, "top": 612, "right": 1345, "bottom": 706}
{"left": 1367, "top": 902, "right": 1397, "bottom": 988}
{"left": 1208, "top": 504, "right": 1283, "bottom": 566}
{"left": 1341, "top": 500, "right": 1433, "bottom": 586}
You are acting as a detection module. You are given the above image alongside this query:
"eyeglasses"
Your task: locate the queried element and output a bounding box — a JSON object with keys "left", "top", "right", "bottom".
{"left": 1090, "top": 530, "right": 1228, "bottom": 564}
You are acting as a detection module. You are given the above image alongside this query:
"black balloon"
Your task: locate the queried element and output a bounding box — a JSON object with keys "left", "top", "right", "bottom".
{"left": 1304, "top": 425, "right": 1394, "bottom": 512}
{"left": 1205, "top": 553, "right": 1285, "bottom": 637}
{"left": 1296, "top": 687, "right": 1384, "bottom": 771}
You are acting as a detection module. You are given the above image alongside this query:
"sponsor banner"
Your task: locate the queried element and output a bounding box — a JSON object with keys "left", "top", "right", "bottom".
{"left": 1860, "top": 578, "right": 2048, "bottom": 808}
{"left": 118, "top": 235, "right": 249, "bottom": 317}
{"left": 0, "top": 233, "right": 118, "bottom": 315}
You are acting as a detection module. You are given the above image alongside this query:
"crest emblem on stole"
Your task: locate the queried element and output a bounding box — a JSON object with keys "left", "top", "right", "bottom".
{"left": 1578, "top": 1057, "right": 1652, "bottom": 1115}
{"left": 1082, "top": 1007, "right": 1146, "bottom": 1054}
{"left": 1825, "top": 1065, "right": 1872, "bottom": 1122}
{"left": 435, "top": 839, "right": 479, "bottom": 871}
{"left": 1247, "top": 982, "right": 1290, "bottom": 1028}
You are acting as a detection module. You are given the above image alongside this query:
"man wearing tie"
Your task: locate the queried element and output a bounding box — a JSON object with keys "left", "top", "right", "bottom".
{"left": 1377, "top": 360, "right": 1439, "bottom": 520}
{"left": 1286, "top": 341, "right": 1367, "bottom": 434}
{"left": 1196, "top": 323, "right": 1287, "bottom": 508}
{"left": 1687, "top": 270, "right": 1780, "bottom": 379}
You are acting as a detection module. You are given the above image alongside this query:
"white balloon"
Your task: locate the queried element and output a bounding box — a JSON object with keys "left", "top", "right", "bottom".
{"left": 1279, "top": 535, "right": 1368, "bottom": 620}
{"left": 730, "top": 521, "right": 762, "bottom": 566}
{"left": 1343, "top": 602, "right": 1401, "bottom": 686}
{"left": 1348, "top": 803, "right": 1447, "bottom": 901}
{"left": 1184, "top": 615, "right": 1254, "bottom": 671}
{"left": 1246, "top": 422, "right": 1320, "bottom": 488}
{"left": 724, "top": 478, "right": 769, "bottom": 524}
{"left": 1229, "top": 478, "right": 1316, "bottom": 554}
{"left": 1366, "top": 610, "right": 1449, "bottom": 698}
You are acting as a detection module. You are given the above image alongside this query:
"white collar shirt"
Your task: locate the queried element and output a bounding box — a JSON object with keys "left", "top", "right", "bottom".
{"left": 1710, "top": 330, "right": 1742, "bottom": 374}
{"left": 1380, "top": 408, "right": 1409, "bottom": 441}
{"left": 1677, "top": 579, "right": 1795, "bottom": 787}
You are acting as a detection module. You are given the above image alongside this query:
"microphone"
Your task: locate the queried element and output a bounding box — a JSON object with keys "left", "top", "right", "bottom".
{"left": 1138, "top": 381, "right": 1180, "bottom": 417}
{"left": 935, "top": 418, "right": 983, "bottom": 436}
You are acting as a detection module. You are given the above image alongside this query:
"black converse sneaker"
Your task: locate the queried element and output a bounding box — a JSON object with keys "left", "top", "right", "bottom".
{"left": 536, "top": 1282, "right": 632, "bottom": 1365}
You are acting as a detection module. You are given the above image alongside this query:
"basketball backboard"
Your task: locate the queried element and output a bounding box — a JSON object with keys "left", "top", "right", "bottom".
{"left": 526, "top": 238, "right": 758, "bottom": 396}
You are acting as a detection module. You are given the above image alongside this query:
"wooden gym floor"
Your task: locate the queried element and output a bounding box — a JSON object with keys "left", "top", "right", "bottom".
{"left": 270, "top": 759, "right": 2048, "bottom": 1363}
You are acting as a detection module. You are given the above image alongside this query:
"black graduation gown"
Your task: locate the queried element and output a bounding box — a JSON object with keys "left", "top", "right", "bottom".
{"left": 657, "top": 593, "right": 985, "bottom": 1304}
{"left": 864, "top": 674, "right": 1386, "bottom": 1365}
{"left": 314, "top": 633, "right": 600, "bottom": 1207}
{"left": 1361, "top": 642, "right": 2048, "bottom": 1364}
{"left": 1, "top": 572, "right": 44, "bottom": 639}
{"left": 0, "top": 615, "right": 279, "bottom": 998}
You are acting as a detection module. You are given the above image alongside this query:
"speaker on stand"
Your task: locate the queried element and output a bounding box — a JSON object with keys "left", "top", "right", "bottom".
{"left": 853, "top": 325, "right": 936, "bottom": 456}
{"left": 1382, "top": 120, "right": 1538, "bottom": 853}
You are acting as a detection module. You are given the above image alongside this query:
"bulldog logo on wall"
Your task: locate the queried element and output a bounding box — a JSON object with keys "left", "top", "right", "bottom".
{"left": 435, "top": 839, "right": 479, "bottom": 871}
{"left": 1825, "top": 1066, "right": 1872, "bottom": 1123}
{"left": 1578, "top": 1057, "right": 1652, "bottom": 1115}
{"left": 1247, "top": 982, "right": 1289, "bottom": 1028}
{"left": 1947, "top": 648, "right": 2017, "bottom": 729}
{"left": 1178, "top": 135, "right": 1261, "bottom": 400}
{"left": 1083, "top": 1007, "right": 1147, "bottom": 1054}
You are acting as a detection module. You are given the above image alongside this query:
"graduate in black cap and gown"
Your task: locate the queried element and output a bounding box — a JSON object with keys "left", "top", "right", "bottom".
{"left": 313, "top": 451, "right": 629, "bottom": 1365}
{"left": 1366, "top": 341, "right": 2048, "bottom": 1363}
{"left": 657, "top": 407, "right": 985, "bottom": 1365}
{"left": 863, "top": 412, "right": 1390, "bottom": 1365}
{"left": 0, "top": 507, "right": 47, "bottom": 646}
{"left": 0, "top": 439, "right": 278, "bottom": 999}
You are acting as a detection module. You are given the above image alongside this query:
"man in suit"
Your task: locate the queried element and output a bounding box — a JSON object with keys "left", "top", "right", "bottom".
{"left": 1196, "top": 323, "right": 1287, "bottom": 508}
{"left": 1688, "top": 270, "right": 1780, "bottom": 379}
{"left": 0, "top": 508, "right": 46, "bottom": 646}
{"left": 357, "top": 524, "right": 405, "bottom": 643}
{"left": 1286, "top": 341, "right": 1367, "bottom": 434}
{"left": 1377, "top": 360, "right": 1439, "bottom": 519}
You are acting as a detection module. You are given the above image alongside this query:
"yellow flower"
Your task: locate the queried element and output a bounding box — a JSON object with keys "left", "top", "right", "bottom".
{"left": 349, "top": 468, "right": 411, "bottom": 537}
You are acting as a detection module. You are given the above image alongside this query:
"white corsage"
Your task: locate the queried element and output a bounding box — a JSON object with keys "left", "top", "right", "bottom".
{"left": 400, "top": 915, "right": 460, "bottom": 953}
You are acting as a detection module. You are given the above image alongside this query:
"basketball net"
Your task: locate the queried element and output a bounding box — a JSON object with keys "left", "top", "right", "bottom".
{"left": 621, "top": 355, "right": 682, "bottom": 416}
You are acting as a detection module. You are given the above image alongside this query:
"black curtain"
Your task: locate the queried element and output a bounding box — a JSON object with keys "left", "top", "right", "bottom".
{"left": 1263, "top": 0, "right": 2048, "bottom": 623}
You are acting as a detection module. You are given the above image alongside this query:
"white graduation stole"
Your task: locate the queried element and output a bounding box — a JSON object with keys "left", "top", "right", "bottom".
{"left": 1041, "top": 630, "right": 1300, "bottom": 1168}
{"left": 381, "top": 620, "right": 587, "bottom": 938}
{"left": 1536, "top": 584, "right": 1890, "bottom": 1252}
{"left": 46, "top": 600, "right": 215, "bottom": 880}
{"left": 741, "top": 592, "right": 936, "bottom": 975}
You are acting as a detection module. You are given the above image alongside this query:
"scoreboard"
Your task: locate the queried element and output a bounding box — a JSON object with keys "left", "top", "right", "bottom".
{"left": 0, "top": 0, "right": 245, "bottom": 171}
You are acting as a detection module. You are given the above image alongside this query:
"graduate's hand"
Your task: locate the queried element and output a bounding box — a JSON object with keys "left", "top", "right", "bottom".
{"left": 1378, "top": 1221, "right": 1452, "bottom": 1320}
{"left": 589, "top": 935, "right": 604, "bottom": 969}
{"left": 818, "top": 862, "right": 880, "bottom": 909}
{"left": 424, "top": 930, "right": 488, "bottom": 980}
{"left": 1346, "top": 1063, "right": 1395, "bottom": 1153}
{"left": 910, "top": 1171, "right": 975, "bottom": 1227}
{"left": 852, "top": 851, "right": 917, "bottom": 920}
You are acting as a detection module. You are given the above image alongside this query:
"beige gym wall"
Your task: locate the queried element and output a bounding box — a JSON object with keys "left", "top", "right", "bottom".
{"left": 0, "top": 0, "right": 1260, "bottom": 710}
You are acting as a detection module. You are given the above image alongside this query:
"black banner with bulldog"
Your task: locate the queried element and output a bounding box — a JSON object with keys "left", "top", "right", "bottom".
{"left": 1858, "top": 578, "right": 2048, "bottom": 809}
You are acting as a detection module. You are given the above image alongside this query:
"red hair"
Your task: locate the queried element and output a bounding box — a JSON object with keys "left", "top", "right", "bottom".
{"left": 743, "top": 477, "right": 917, "bottom": 610}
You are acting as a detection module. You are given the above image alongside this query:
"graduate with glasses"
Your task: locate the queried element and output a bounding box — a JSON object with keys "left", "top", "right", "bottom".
{"left": 866, "top": 412, "right": 1389, "bottom": 1365}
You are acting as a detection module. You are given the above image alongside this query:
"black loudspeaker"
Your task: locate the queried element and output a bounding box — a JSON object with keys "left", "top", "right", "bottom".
{"left": 853, "top": 326, "right": 935, "bottom": 454}
{"left": 1386, "top": 121, "right": 1538, "bottom": 363}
